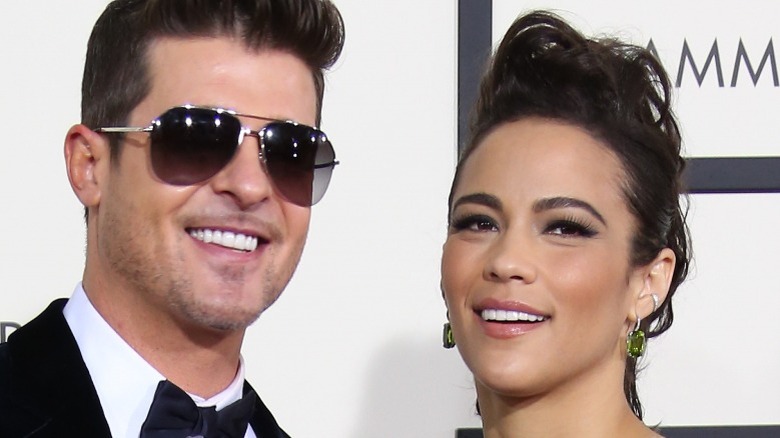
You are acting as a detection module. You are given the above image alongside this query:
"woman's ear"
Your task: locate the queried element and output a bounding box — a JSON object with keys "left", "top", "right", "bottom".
{"left": 64, "top": 124, "right": 110, "bottom": 212}
{"left": 633, "top": 248, "right": 676, "bottom": 320}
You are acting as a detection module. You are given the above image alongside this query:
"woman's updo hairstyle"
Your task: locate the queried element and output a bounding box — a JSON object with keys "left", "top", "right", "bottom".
{"left": 450, "top": 11, "right": 691, "bottom": 419}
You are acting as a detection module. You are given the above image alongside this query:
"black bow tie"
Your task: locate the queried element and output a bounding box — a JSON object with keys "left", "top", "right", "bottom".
{"left": 140, "top": 380, "right": 256, "bottom": 438}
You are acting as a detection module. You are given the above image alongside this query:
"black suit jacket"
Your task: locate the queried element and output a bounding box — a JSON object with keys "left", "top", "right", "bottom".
{"left": 0, "top": 299, "right": 290, "bottom": 438}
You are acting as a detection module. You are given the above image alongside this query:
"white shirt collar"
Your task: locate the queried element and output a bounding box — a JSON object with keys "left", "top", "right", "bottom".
{"left": 63, "top": 282, "right": 252, "bottom": 438}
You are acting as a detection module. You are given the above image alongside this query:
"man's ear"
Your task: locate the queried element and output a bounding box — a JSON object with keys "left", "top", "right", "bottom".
{"left": 64, "top": 124, "right": 110, "bottom": 210}
{"left": 631, "top": 248, "right": 676, "bottom": 321}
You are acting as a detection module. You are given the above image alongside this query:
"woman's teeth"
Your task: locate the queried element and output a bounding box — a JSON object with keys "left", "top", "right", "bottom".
{"left": 481, "top": 309, "right": 546, "bottom": 322}
{"left": 189, "top": 228, "right": 259, "bottom": 252}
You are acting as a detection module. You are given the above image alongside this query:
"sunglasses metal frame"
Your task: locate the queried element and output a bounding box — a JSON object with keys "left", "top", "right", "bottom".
{"left": 93, "top": 105, "right": 339, "bottom": 205}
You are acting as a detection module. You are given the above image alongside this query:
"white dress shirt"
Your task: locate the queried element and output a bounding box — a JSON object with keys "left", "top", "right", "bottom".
{"left": 63, "top": 283, "right": 256, "bottom": 438}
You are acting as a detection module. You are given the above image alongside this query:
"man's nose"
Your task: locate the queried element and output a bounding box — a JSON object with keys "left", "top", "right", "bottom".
{"left": 208, "top": 136, "right": 274, "bottom": 209}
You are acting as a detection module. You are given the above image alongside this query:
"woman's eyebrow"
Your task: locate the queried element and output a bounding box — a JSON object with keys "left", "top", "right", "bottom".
{"left": 533, "top": 196, "right": 607, "bottom": 226}
{"left": 452, "top": 192, "right": 503, "bottom": 212}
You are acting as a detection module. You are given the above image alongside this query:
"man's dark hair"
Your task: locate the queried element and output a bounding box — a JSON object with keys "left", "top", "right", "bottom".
{"left": 449, "top": 10, "right": 691, "bottom": 420}
{"left": 82, "top": 0, "right": 345, "bottom": 137}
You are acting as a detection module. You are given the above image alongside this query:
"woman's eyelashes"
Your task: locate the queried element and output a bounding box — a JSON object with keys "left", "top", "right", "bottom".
{"left": 450, "top": 213, "right": 499, "bottom": 233}
{"left": 450, "top": 211, "right": 599, "bottom": 238}
{"left": 544, "top": 216, "right": 598, "bottom": 238}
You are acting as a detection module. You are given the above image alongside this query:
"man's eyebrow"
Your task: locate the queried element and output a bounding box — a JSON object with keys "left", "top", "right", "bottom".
{"left": 533, "top": 196, "right": 607, "bottom": 226}
{"left": 451, "top": 192, "right": 503, "bottom": 212}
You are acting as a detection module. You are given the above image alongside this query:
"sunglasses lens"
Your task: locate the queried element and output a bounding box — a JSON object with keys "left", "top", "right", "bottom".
{"left": 262, "top": 124, "right": 336, "bottom": 206}
{"left": 149, "top": 107, "right": 241, "bottom": 185}
{"left": 311, "top": 134, "right": 336, "bottom": 205}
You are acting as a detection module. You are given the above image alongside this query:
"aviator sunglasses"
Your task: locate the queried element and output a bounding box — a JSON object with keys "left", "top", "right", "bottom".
{"left": 95, "top": 105, "right": 338, "bottom": 206}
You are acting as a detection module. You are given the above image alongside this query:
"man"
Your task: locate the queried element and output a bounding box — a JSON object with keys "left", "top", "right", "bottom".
{"left": 0, "top": 0, "right": 344, "bottom": 436}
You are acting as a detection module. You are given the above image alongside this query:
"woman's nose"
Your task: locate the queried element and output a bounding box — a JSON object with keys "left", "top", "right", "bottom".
{"left": 483, "top": 230, "right": 537, "bottom": 284}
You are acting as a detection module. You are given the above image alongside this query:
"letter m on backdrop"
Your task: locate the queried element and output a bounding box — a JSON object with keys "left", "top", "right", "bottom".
{"left": 731, "top": 38, "right": 779, "bottom": 86}
{"left": 677, "top": 39, "right": 724, "bottom": 87}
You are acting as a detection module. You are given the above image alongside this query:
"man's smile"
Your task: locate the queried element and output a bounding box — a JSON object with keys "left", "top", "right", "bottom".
{"left": 188, "top": 228, "right": 263, "bottom": 252}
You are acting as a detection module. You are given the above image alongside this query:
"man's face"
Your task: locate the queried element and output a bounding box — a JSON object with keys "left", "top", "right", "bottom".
{"left": 93, "top": 37, "right": 316, "bottom": 331}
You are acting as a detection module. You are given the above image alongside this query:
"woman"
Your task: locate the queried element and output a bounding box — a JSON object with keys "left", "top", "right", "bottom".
{"left": 441, "top": 11, "right": 690, "bottom": 437}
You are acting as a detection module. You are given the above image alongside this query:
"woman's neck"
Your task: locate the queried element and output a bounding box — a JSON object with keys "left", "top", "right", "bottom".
{"left": 476, "top": 358, "right": 657, "bottom": 438}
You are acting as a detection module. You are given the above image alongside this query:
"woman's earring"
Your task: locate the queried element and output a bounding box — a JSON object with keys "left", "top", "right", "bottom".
{"left": 442, "top": 322, "right": 456, "bottom": 349}
{"left": 626, "top": 293, "right": 659, "bottom": 358}
{"left": 626, "top": 315, "right": 646, "bottom": 358}
{"left": 650, "top": 293, "right": 659, "bottom": 313}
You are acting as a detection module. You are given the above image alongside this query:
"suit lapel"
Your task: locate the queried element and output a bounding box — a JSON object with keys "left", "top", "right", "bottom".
{"left": 3, "top": 299, "right": 112, "bottom": 437}
{"left": 3, "top": 300, "right": 289, "bottom": 438}
{"left": 244, "top": 381, "right": 290, "bottom": 438}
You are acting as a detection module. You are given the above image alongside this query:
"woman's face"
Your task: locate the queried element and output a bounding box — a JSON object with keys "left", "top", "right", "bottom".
{"left": 442, "top": 118, "right": 648, "bottom": 399}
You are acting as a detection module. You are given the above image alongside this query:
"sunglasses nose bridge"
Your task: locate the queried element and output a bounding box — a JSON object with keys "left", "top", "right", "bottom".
{"left": 239, "top": 128, "right": 268, "bottom": 165}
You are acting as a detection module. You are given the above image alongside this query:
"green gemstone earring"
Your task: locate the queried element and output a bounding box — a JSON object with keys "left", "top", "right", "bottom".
{"left": 626, "top": 315, "right": 647, "bottom": 359}
{"left": 626, "top": 316, "right": 646, "bottom": 358}
{"left": 627, "top": 293, "right": 659, "bottom": 358}
{"left": 442, "top": 322, "right": 455, "bottom": 349}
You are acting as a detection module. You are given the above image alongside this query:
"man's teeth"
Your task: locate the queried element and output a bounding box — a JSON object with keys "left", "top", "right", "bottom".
{"left": 189, "top": 229, "right": 259, "bottom": 252}
{"left": 481, "top": 309, "right": 546, "bottom": 322}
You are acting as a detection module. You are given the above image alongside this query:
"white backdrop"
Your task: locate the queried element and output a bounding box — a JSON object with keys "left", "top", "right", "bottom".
{"left": 1, "top": 1, "right": 778, "bottom": 437}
